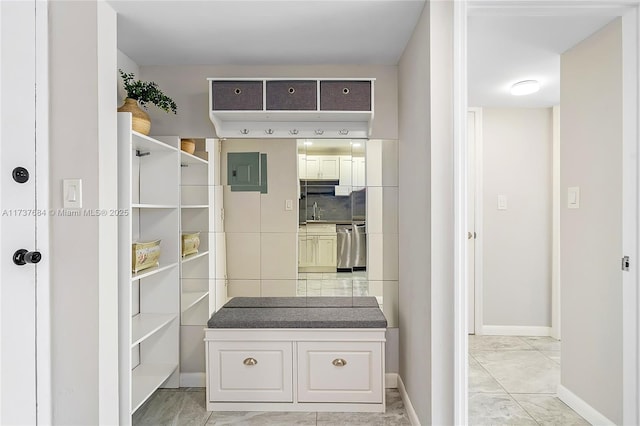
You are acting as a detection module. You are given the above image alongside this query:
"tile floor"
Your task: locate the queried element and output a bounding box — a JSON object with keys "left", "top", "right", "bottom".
{"left": 133, "top": 388, "right": 411, "bottom": 425}
{"left": 468, "top": 335, "right": 590, "bottom": 425}
{"left": 134, "top": 335, "right": 588, "bottom": 425}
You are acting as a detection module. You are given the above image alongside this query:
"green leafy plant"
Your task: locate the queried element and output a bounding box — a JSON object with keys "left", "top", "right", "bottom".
{"left": 119, "top": 69, "right": 177, "bottom": 114}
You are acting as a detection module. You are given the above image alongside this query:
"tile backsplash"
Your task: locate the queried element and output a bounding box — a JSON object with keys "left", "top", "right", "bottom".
{"left": 299, "top": 183, "right": 366, "bottom": 223}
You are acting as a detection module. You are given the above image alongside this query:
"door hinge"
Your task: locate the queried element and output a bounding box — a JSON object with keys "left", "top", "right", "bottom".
{"left": 622, "top": 255, "right": 630, "bottom": 272}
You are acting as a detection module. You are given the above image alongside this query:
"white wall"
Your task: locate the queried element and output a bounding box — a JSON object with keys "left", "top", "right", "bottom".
{"left": 49, "top": 1, "right": 118, "bottom": 423}
{"left": 136, "top": 64, "right": 398, "bottom": 140}
{"left": 398, "top": 1, "right": 431, "bottom": 421}
{"left": 117, "top": 49, "right": 139, "bottom": 106}
{"left": 560, "top": 18, "right": 622, "bottom": 424}
{"left": 398, "top": 2, "right": 456, "bottom": 423}
{"left": 482, "top": 108, "right": 552, "bottom": 328}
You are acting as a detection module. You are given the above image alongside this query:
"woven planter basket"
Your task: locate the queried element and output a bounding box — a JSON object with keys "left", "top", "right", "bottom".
{"left": 118, "top": 98, "right": 151, "bottom": 135}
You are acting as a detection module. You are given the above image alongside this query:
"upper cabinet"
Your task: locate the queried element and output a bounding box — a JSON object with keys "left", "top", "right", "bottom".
{"left": 208, "top": 78, "right": 374, "bottom": 139}
{"left": 300, "top": 155, "right": 340, "bottom": 180}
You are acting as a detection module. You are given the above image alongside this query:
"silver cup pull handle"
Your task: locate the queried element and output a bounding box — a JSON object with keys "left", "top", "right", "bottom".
{"left": 243, "top": 357, "right": 258, "bottom": 366}
{"left": 332, "top": 358, "right": 347, "bottom": 367}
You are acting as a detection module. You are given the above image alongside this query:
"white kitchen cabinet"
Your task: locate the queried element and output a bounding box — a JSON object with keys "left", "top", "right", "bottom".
{"left": 299, "top": 155, "right": 340, "bottom": 180}
{"left": 204, "top": 329, "right": 385, "bottom": 412}
{"left": 316, "top": 236, "right": 338, "bottom": 267}
{"left": 338, "top": 155, "right": 365, "bottom": 191}
{"left": 339, "top": 155, "right": 352, "bottom": 187}
{"left": 353, "top": 156, "right": 366, "bottom": 188}
{"left": 118, "top": 113, "right": 180, "bottom": 423}
{"left": 298, "top": 224, "right": 337, "bottom": 272}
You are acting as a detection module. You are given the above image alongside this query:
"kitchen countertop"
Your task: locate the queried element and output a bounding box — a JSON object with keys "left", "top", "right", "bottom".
{"left": 207, "top": 297, "right": 387, "bottom": 329}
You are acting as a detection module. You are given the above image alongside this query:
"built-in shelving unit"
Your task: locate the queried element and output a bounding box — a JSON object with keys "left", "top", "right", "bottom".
{"left": 178, "top": 140, "right": 219, "bottom": 386}
{"left": 208, "top": 78, "right": 375, "bottom": 138}
{"left": 118, "top": 113, "right": 180, "bottom": 424}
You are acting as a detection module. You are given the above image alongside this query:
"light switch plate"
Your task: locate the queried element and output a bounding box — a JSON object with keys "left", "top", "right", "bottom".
{"left": 497, "top": 194, "right": 507, "bottom": 210}
{"left": 285, "top": 199, "right": 293, "bottom": 211}
{"left": 63, "top": 179, "right": 82, "bottom": 209}
{"left": 568, "top": 186, "right": 580, "bottom": 209}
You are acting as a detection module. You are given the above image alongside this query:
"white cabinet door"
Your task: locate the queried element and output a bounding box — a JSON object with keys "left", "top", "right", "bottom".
{"left": 305, "top": 156, "right": 320, "bottom": 179}
{"left": 302, "top": 156, "right": 340, "bottom": 179}
{"left": 297, "top": 341, "right": 383, "bottom": 403}
{"left": 353, "top": 157, "right": 366, "bottom": 188}
{"left": 208, "top": 341, "right": 293, "bottom": 402}
{"left": 316, "top": 236, "right": 337, "bottom": 268}
{"left": 318, "top": 156, "right": 340, "bottom": 179}
{"left": 298, "top": 235, "right": 316, "bottom": 268}
{"left": 339, "top": 156, "right": 352, "bottom": 187}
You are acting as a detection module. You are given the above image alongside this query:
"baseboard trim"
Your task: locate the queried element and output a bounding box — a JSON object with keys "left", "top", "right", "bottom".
{"left": 481, "top": 325, "right": 551, "bottom": 337}
{"left": 397, "top": 375, "right": 421, "bottom": 426}
{"left": 179, "top": 372, "right": 205, "bottom": 388}
{"left": 557, "top": 384, "right": 615, "bottom": 426}
{"left": 385, "top": 373, "right": 398, "bottom": 388}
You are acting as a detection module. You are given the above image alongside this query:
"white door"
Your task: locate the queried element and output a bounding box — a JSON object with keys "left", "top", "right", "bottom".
{"left": 0, "top": 1, "right": 42, "bottom": 423}
{"left": 467, "top": 110, "right": 477, "bottom": 334}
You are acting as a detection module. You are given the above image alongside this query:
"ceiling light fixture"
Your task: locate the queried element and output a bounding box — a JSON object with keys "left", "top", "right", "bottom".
{"left": 352, "top": 142, "right": 361, "bottom": 148}
{"left": 510, "top": 80, "right": 540, "bottom": 96}
{"left": 304, "top": 141, "right": 313, "bottom": 146}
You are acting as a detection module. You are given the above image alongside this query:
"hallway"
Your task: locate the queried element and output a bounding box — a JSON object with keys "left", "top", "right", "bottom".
{"left": 469, "top": 335, "right": 588, "bottom": 425}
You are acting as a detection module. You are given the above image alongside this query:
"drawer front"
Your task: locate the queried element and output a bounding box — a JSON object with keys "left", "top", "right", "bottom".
{"left": 266, "top": 80, "right": 317, "bottom": 110}
{"left": 304, "top": 223, "right": 336, "bottom": 235}
{"left": 211, "top": 81, "right": 263, "bottom": 110}
{"left": 320, "top": 81, "right": 371, "bottom": 111}
{"left": 208, "top": 341, "right": 293, "bottom": 402}
{"left": 297, "top": 341, "right": 383, "bottom": 403}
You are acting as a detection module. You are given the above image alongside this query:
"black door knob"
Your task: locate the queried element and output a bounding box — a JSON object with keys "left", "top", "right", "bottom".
{"left": 12, "top": 167, "right": 29, "bottom": 184}
{"left": 13, "top": 249, "right": 42, "bottom": 265}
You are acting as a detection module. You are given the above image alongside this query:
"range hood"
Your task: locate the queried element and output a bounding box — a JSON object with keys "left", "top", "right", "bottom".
{"left": 208, "top": 78, "right": 375, "bottom": 139}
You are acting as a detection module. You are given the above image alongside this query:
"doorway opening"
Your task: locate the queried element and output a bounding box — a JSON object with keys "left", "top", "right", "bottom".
{"left": 457, "top": 3, "right": 640, "bottom": 425}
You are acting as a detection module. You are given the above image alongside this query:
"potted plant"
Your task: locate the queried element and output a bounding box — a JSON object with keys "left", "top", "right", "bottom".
{"left": 118, "top": 69, "right": 177, "bottom": 135}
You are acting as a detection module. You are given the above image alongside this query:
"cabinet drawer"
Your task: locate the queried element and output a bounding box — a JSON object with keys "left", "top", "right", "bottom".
{"left": 208, "top": 341, "right": 293, "bottom": 402}
{"left": 211, "top": 81, "right": 263, "bottom": 110}
{"left": 297, "top": 341, "right": 383, "bottom": 403}
{"left": 305, "top": 223, "right": 336, "bottom": 235}
{"left": 320, "top": 81, "right": 371, "bottom": 111}
{"left": 266, "top": 80, "right": 317, "bottom": 110}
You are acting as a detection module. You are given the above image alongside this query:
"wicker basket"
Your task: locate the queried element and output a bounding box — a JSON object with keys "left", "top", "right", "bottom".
{"left": 181, "top": 139, "right": 196, "bottom": 155}
{"left": 118, "top": 98, "right": 151, "bottom": 135}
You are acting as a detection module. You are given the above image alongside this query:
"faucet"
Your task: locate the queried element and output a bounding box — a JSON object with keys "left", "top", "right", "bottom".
{"left": 312, "top": 202, "right": 319, "bottom": 220}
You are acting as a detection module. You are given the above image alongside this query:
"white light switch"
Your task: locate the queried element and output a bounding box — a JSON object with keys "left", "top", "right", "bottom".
{"left": 63, "top": 179, "right": 82, "bottom": 209}
{"left": 568, "top": 186, "right": 580, "bottom": 209}
{"left": 497, "top": 194, "right": 507, "bottom": 210}
{"left": 285, "top": 199, "right": 293, "bottom": 211}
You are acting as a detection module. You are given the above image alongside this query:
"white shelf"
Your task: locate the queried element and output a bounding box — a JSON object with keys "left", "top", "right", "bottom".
{"left": 211, "top": 110, "right": 372, "bottom": 122}
{"left": 181, "top": 204, "right": 209, "bottom": 209}
{"left": 131, "top": 314, "right": 176, "bottom": 347}
{"left": 181, "top": 291, "right": 209, "bottom": 313}
{"left": 181, "top": 151, "right": 208, "bottom": 165}
{"left": 131, "top": 363, "right": 178, "bottom": 413}
{"left": 181, "top": 250, "right": 209, "bottom": 264}
{"left": 132, "top": 203, "right": 178, "bottom": 209}
{"left": 132, "top": 131, "right": 178, "bottom": 153}
{"left": 131, "top": 262, "right": 179, "bottom": 281}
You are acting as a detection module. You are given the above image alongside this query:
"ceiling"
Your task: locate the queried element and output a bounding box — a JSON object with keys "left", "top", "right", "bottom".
{"left": 108, "top": 0, "right": 425, "bottom": 66}
{"left": 468, "top": 14, "right": 617, "bottom": 107}
{"left": 108, "top": 1, "right": 619, "bottom": 108}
